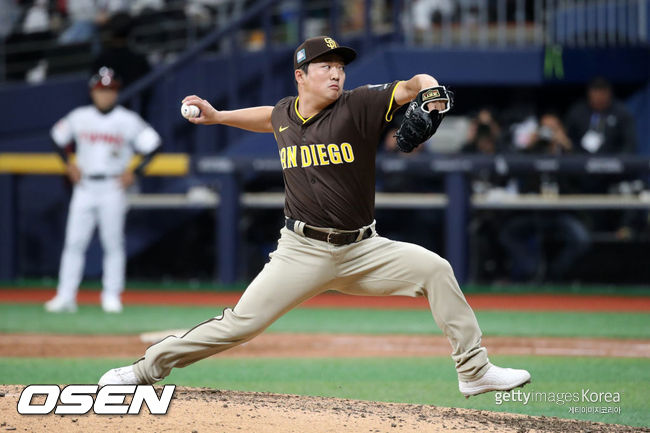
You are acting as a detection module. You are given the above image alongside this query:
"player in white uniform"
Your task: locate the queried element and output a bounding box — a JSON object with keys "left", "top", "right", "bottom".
{"left": 45, "top": 67, "right": 161, "bottom": 313}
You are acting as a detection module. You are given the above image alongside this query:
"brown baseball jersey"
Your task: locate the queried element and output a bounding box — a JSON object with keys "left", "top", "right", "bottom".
{"left": 271, "top": 81, "right": 401, "bottom": 230}
{"left": 117, "top": 66, "right": 501, "bottom": 390}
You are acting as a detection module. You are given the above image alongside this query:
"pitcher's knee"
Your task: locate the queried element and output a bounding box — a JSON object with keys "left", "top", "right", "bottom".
{"left": 206, "top": 308, "right": 267, "bottom": 343}
{"left": 434, "top": 256, "right": 455, "bottom": 279}
{"left": 404, "top": 252, "right": 456, "bottom": 295}
{"left": 413, "top": 250, "right": 454, "bottom": 279}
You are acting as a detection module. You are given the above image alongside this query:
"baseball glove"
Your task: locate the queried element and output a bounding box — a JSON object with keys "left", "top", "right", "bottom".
{"left": 395, "top": 86, "right": 454, "bottom": 153}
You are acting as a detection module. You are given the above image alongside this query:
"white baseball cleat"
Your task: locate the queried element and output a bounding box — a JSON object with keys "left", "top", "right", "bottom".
{"left": 459, "top": 364, "right": 531, "bottom": 397}
{"left": 101, "top": 296, "right": 123, "bottom": 313}
{"left": 99, "top": 365, "right": 140, "bottom": 386}
{"left": 44, "top": 296, "right": 77, "bottom": 313}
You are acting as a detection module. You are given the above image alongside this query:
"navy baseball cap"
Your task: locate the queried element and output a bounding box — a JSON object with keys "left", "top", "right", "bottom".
{"left": 89, "top": 67, "right": 121, "bottom": 90}
{"left": 294, "top": 36, "right": 357, "bottom": 70}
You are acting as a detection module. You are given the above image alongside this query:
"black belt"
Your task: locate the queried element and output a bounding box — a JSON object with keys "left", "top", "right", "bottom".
{"left": 85, "top": 174, "right": 117, "bottom": 180}
{"left": 285, "top": 218, "right": 373, "bottom": 246}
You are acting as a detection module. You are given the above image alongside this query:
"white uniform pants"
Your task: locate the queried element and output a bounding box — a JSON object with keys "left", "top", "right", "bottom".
{"left": 133, "top": 226, "right": 489, "bottom": 383}
{"left": 56, "top": 178, "right": 127, "bottom": 302}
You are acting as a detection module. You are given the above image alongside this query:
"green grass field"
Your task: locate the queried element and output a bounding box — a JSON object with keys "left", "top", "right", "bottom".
{"left": 1, "top": 300, "right": 649, "bottom": 427}
{"left": 1, "top": 303, "right": 649, "bottom": 338}
{"left": 0, "top": 356, "right": 647, "bottom": 427}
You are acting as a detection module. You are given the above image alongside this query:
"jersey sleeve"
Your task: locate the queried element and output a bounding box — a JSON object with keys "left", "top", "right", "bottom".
{"left": 50, "top": 113, "right": 74, "bottom": 148}
{"left": 346, "top": 81, "right": 402, "bottom": 141}
{"left": 271, "top": 97, "right": 293, "bottom": 130}
{"left": 132, "top": 116, "right": 161, "bottom": 154}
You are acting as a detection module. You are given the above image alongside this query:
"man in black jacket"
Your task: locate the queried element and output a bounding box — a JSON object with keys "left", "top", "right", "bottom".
{"left": 565, "top": 77, "right": 637, "bottom": 155}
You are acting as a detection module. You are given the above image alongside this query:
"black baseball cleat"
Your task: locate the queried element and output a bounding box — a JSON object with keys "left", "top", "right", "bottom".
{"left": 458, "top": 364, "right": 531, "bottom": 398}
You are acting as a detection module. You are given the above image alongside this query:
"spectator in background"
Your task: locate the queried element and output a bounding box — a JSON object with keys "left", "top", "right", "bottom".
{"left": 565, "top": 77, "right": 641, "bottom": 236}
{"left": 529, "top": 112, "right": 572, "bottom": 155}
{"left": 565, "top": 77, "right": 637, "bottom": 155}
{"left": 382, "top": 125, "right": 425, "bottom": 156}
{"left": 0, "top": 0, "right": 21, "bottom": 38}
{"left": 378, "top": 109, "right": 437, "bottom": 191}
{"left": 343, "top": 0, "right": 365, "bottom": 33}
{"left": 462, "top": 108, "right": 501, "bottom": 156}
{"left": 4, "top": 0, "right": 60, "bottom": 82}
{"left": 378, "top": 117, "right": 441, "bottom": 189}
{"left": 460, "top": 108, "right": 512, "bottom": 282}
{"left": 58, "top": 0, "right": 127, "bottom": 49}
{"left": 513, "top": 112, "right": 575, "bottom": 194}
{"left": 409, "top": 0, "right": 454, "bottom": 42}
{"left": 498, "top": 113, "right": 590, "bottom": 283}
{"left": 92, "top": 12, "right": 150, "bottom": 88}
{"left": 375, "top": 110, "right": 443, "bottom": 253}
{"left": 499, "top": 90, "right": 538, "bottom": 153}
{"left": 92, "top": 12, "right": 152, "bottom": 117}
{"left": 21, "top": 0, "right": 51, "bottom": 34}
{"left": 461, "top": 108, "right": 511, "bottom": 194}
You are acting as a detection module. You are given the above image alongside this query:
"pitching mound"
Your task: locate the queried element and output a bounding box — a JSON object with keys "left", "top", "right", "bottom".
{"left": 1, "top": 385, "right": 645, "bottom": 433}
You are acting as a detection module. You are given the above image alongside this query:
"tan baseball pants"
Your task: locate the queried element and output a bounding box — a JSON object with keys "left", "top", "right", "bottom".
{"left": 133, "top": 224, "right": 489, "bottom": 384}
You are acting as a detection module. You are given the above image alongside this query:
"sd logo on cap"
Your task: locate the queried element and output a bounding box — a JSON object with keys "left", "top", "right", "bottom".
{"left": 294, "top": 36, "right": 357, "bottom": 70}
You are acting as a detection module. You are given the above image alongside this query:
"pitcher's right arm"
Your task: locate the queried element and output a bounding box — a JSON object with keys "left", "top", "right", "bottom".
{"left": 181, "top": 95, "right": 273, "bottom": 133}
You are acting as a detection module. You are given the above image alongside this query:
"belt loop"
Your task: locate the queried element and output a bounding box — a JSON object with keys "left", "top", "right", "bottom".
{"left": 355, "top": 220, "right": 376, "bottom": 242}
{"left": 286, "top": 218, "right": 306, "bottom": 237}
{"left": 286, "top": 217, "right": 295, "bottom": 232}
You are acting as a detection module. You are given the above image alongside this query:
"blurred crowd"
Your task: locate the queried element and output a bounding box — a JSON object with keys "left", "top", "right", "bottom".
{"left": 0, "top": 0, "right": 397, "bottom": 83}
{"left": 1, "top": 0, "right": 241, "bottom": 45}
{"left": 0, "top": 0, "right": 560, "bottom": 83}
{"left": 2, "top": 1, "right": 647, "bottom": 284}
{"left": 378, "top": 77, "right": 647, "bottom": 284}
{"left": 2, "top": 0, "right": 176, "bottom": 82}
{"left": 1, "top": 0, "right": 273, "bottom": 82}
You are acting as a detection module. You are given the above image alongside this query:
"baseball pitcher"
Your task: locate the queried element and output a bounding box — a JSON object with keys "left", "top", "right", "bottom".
{"left": 100, "top": 37, "right": 530, "bottom": 396}
{"left": 45, "top": 67, "right": 161, "bottom": 313}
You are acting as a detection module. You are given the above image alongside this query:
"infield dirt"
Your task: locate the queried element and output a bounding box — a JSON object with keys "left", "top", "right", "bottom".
{"left": 2, "top": 291, "right": 648, "bottom": 431}
{"left": 1, "top": 332, "right": 649, "bottom": 358}
{"left": 1, "top": 385, "right": 648, "bottom": 433}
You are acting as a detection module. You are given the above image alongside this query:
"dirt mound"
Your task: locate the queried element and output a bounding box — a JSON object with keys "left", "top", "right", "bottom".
{"left": 1, "top": 385, "right": 646, "bottom": 433}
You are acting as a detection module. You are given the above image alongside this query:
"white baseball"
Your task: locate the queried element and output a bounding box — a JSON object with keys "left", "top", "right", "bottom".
{"left": 181, "top": 103, "right": 200, "bottom": 119}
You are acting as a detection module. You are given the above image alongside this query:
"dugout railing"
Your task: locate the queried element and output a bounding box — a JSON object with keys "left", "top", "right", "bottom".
{"left": 3, "top": 153, "right": 649, "bottom": 284}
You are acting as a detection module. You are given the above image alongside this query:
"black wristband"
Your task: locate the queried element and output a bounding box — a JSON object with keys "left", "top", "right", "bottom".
{"left": 53, "top": 145, "right": 69, "bottom": 163}
{"left": 133, "top": 148, "right": 159, "bottom": 177}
